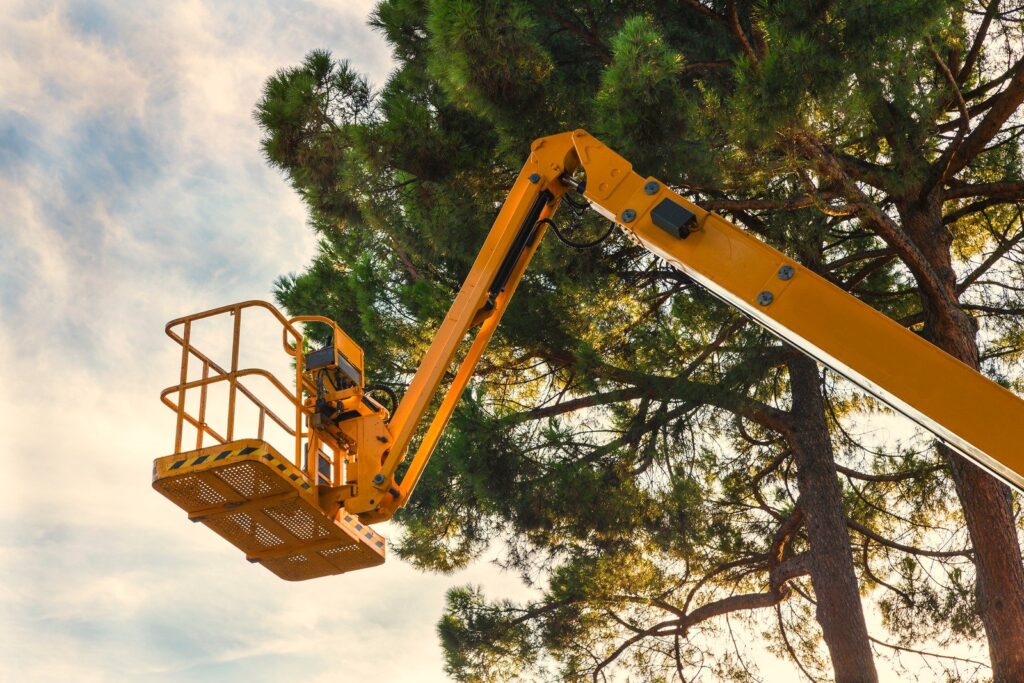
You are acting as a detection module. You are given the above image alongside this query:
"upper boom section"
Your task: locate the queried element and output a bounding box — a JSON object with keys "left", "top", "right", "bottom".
{"left": 565, "top": 129, "right": 1024, "bottom": 491}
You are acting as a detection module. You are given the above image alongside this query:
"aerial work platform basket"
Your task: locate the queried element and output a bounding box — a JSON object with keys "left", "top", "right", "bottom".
{"left": 153, "top": 301, "right": 385, "bottom": 580}
{"left": 153, "top": 439, "right": 383, "bottom": 580}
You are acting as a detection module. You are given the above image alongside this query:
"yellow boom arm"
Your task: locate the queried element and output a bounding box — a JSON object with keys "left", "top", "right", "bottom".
{"left": 368, "top": 129, "right": 1024, "bottom": 521}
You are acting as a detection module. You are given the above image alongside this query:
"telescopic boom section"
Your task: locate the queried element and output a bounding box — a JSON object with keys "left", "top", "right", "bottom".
{"left": 375, "top": 129, "right": 1024, "bottom": 520}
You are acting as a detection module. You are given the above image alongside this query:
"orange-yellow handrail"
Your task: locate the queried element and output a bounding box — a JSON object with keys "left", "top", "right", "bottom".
{"left": 162, "top": 300, "right": 312, "bottom": 470}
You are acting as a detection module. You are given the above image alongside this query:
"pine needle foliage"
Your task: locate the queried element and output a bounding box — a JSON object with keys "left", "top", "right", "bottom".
{"left": 256, "top": 1, "right": 1024, "bottom": 679}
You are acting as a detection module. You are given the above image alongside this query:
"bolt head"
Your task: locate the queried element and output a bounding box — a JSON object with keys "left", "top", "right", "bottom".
{"left": 757, "top": 291, "right": 774, "bottom": 306}
{"left": 621, "top": 208, "right": 637, "bottom": 223}
{"left": 528, "top": 173, "right": 541, "bottom": 184}
{"left": 372, "top": 473, "right": 386, "bottom": 485}
{"left": 777, "top": 265, "right": 795, "bottom": 281}
{"left": 644, "top": 181, "right": 659, "bottom": 195}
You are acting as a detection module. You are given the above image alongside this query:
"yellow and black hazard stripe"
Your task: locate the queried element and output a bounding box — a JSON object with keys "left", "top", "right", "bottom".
{"left": 156, "top": 441, "right": 314, "bottom": 492}
{"left": 342, "top": 514, "right": 386, "bottom": 550}
{"left": 167, "top": 444, "right": 262, "bottom": 471}
{"left": 265, "top": 453, "right": 313, "bottom": 491}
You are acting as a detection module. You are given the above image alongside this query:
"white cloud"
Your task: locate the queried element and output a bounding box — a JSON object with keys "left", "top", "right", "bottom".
{"left": 0, "top": 2, "right": 530, "bottom": 681}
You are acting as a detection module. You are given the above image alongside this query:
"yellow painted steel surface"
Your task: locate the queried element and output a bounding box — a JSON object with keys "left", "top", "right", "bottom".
{"left": 379, "top": 129, "right": 1024, "bottom": 507}
{"left": 153, "top": 439, "right": 385, "bottom": 580}
{"left": 558, "top": 130, "right": 1024, "bottom": 492}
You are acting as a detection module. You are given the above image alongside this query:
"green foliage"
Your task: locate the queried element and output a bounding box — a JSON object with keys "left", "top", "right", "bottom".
{"left": 439, "top": 586, "right": 538, "bottom": 682}
{"left": 256, "top": 50, "right": 373, "bottom": 224}
{"left": 427, "top": 0, "right": 554, "bottom": 135}
{"left": 596, "top": 16, "right": 693, "bottom": 174}
{"left": 256, "top": 0, "right": 1024, "bottom": 679}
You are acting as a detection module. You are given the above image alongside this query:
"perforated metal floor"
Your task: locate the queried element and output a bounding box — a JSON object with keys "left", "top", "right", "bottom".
{"left": 153, "top": 439, "right": 385, "bottom": 580}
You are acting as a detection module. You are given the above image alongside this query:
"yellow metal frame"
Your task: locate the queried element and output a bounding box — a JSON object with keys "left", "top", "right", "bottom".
{"left": 157, "top": 130, "right": 1024, "bottom": 578}
{"left": 152, "top": 439, "right": 384, "bottom": 580}
{"left": 156, "top": 300, "right": 391, "bottom": 579}
{"left": 372, "top": 129, "right": 1024, "bottom": 518}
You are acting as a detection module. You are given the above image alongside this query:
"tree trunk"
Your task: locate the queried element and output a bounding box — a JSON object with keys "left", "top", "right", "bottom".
{"left": 906, "top": 197, "right": 1024, "bottom": 682}
{"left": 787, "top": 355, "right": 879, "bottom": 683}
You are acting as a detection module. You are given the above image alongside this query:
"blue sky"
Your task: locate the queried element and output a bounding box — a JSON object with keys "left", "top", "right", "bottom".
{"left": 0, "top": 2, "right": 532, "bottom": 680}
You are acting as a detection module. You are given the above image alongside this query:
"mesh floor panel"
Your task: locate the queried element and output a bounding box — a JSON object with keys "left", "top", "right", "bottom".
{"left": 153, "top": 439, "right": 385, "bottom": 580}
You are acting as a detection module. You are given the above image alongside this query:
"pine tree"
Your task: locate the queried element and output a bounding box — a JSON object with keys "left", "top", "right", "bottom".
{"left": 256, "top": 1, "right": 1024, "bottom": 680}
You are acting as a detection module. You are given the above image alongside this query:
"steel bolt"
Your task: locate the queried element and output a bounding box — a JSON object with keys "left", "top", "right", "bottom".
{"left": 372, "top": 473, "right": 386, "bottom": 486}
{"left": 644, "top": 181, "right": 659, "bottom": 195}
{"left": 757, "top": 291, "right": 774, "bottom": 306}
{"left": 528, "top": 173, "right": 541, "bottom": 184}
{"left": 621, "top": 208, "right": 637, "bottom": 223}
{"left": 777, "top": 265, "right": 795, "bottom": 281}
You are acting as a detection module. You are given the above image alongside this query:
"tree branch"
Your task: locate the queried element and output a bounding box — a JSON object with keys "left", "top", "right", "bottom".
{"left": 926, "top": 38, "right": 970, "bottom": 187}
{"left": 516, "top": 386, "right": 646, "bottom": 422}
{"left": 834, "top": 463, "right": 943, "bottom": 483}
{"left": 868, "top": 634, "right": 991, "bottom": 669}
{"left": 593, "top": 581, "right": 808, "bottom": 682}
{"left": 944, "top": 180, "right": 1024, "bottom": 200}
{"left": 955, "top": 0, "right": 1000, "bottom": 87}
{"left": 946, "top": 55, "right": 1024, "bottom": 177}
{"left": 957, "top": 213, "right": 1024, "bottom": 294}
{"left": 792, "top": 131, "right": 951, "bottom": 306}
{"left": 725, "top": 0, "right": 758, "bottom": 63}
{"left": 540, "top": 8, "right": 609, "bottom": 59}
{"left": 944, "top": 197, "right": 1012, "bottom": 224}
{"left": 534, "top": 347, "right": 794, "bottom": 433}
{"left": 847, "top": 518, "right": 972, "bottom": 558}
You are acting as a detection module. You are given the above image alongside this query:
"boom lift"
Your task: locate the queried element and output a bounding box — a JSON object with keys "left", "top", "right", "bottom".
{"left": 153, "top": 130, "right": 1024, "bottom": 581}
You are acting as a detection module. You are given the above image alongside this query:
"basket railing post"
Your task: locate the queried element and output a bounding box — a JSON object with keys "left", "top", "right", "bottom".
{"left": 174, "top": 320, "right": 191, "bottom": 454}
{"left": 196, "top": 359, "right": 209, "bottom": 449}
{"left": 295, "top": 330, "right": 305, "bottom": 468}
{"left": 164, "top": 302, "right": 316, "bottom": 465}
{"left": 226, "top": 307, "right": 242, "bottom": 441}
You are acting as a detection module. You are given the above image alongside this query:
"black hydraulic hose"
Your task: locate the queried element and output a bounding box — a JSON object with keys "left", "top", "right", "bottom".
{"left": 364, "top": 384, "right": 399, "bottom": 421}
{"left": 538, "top": 217, "right": 617, "bottom": 249}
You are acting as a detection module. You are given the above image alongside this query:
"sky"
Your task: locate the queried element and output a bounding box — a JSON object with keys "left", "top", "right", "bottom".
{"left": 0, "top": 1, "right": 536, "bottom": 680}
{"left": 0, "top": 2, "right": 995, "bottom": 682}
